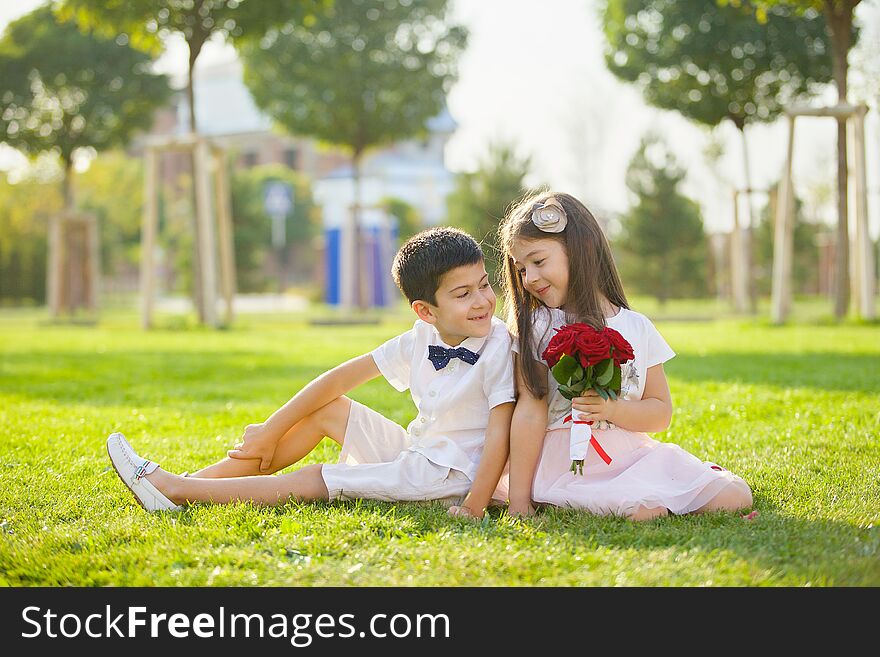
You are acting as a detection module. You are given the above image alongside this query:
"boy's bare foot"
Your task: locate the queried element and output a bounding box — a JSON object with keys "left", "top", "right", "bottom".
{"left": 448, "top": 505, "right": 483, "bottom": 520}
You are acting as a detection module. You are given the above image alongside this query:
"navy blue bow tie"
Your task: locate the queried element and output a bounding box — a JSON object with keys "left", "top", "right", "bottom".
{"left": 427, "top": 344, "right": 480, "bottom": 370}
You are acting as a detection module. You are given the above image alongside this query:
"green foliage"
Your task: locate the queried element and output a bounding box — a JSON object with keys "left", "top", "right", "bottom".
{"left": 239, "top": 0, "right": 467, "bottom": 160}
{"left": 60, "top": 0, "right": 323, "bottom": 55}
{"left": 59, "top": 0, "right": 325, "bottom": 134}
{"left": 230, "top": 164, "right": 319, "bottom": 293}
{"left": 603, "top": 0, "right": 833, "bottom": 130}
{"left": 0, "top": 311, "right": 877, "bottom": 585}
{"left": 550, "top": 354, "right": 618, "bottom": 401}
{"left": 75, "top": 152, "right": 144, "bottom": 276}
{"left": 616, "top": 135, "right": 708, "bottom": 304}
{"left": 380, "top": 196, "right": 422, "bottom": 243}
{"left": 446, "top": 142, "right": 533, "bottom": 281}
{"left": 0, "top": 169, "right": 62, "bottom": 304}
{"left": 0, "top": 5, "right": 171, "bottom": 169}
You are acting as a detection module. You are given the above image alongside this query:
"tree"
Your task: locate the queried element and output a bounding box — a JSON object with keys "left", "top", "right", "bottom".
{"left": 617, "top": 135, "right": 708, "bottom": 305}
{"left": 0, "top": 4, "right": 171, "bottom": 210}
{"left": 60, "top": 0, "right": 324, "bottom": 320}
{"left": 744, "top": 0, "right": 863, "bottom": 319}
{"left": 59, "top": 0, "right": 321, "bottom": 136}
{"left": 239, "top": 0, "right": 467, "bottom": 308}
{"left": 446, "top": 142, "right": 533, "bottom": 284}
{"left": 603, "top": 0, "right": 833, "bottom": 311}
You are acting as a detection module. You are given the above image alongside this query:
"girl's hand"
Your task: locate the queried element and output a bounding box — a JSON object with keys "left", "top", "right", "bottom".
{"left": 227, "top": 423, "right": 278, "bottom": 472}
{"left": 572, "top": 389, "right": 619, "bottom": 424}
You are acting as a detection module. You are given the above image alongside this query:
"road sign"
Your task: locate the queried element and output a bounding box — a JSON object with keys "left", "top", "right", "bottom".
{"left": 263, "top": 181, "right": 294, "bottom": 248}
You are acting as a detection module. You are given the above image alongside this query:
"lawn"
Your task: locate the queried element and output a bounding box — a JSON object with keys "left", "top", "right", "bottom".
{"left": 0, "top": 305, "right": 878, "bottom": 586}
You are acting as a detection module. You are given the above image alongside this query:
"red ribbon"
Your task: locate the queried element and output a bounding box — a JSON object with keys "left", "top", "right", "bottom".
{"left": 563, "top": 414, "right": 612, "bottom": 466}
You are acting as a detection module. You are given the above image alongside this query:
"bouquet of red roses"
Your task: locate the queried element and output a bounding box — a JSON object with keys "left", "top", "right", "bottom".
{"left": 541, "top": 323, "right": 635, "bottom": 474}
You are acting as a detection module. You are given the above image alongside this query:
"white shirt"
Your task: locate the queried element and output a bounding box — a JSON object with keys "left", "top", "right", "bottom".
{"left": 513, "top": 306, "right": 675, "bottom": 430}
{"left": 370, "top": 315, "right": 516, "bottom": 478}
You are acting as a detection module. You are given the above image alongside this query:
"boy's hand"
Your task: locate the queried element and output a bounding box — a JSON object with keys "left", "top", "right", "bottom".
{"left": 227, "top": 423, "right": 278, "bottom": 472}
{"left": 448, "top": 505, "right": 483, "bottom": 520}
{"left": 507, "top": 500, "right": 536, "bottom": 517}
{"left": 572, "top": 389, "right": 618, "bottom": 424}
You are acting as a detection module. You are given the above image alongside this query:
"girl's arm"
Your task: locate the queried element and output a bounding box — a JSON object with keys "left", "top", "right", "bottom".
{"left": 572, "top": 363, "right": 672, "bottom": 433}
{"left": 228, "top": 353, "right": 382, "bottom": 471}
{"left": 508, "top": 355, "right": 549, "bottom": 516}
{"left": 450, "top": 401, "right": 514, "bottom": 519}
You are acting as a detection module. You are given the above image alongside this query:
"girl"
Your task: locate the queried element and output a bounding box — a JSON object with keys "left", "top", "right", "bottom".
{"left": 499, "top": 192, "right": 753, "bottom": 520}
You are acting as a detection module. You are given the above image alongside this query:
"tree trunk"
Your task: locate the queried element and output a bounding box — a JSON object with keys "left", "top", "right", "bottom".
{"left": 187, "top": 36, "right": 206, "bottom": 323}
{"left": 62, "top": 157, "right": 74, "bottom": 212}
{"left": 824, "top": 0, "right": 856, "bottom": 320}
{"left": 739, "top": 125, "right": 757, "bottom": 313}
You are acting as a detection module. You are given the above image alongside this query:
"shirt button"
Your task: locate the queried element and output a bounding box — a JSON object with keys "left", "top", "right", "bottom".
{"left": 419, "top": 417, "right": 426, "bottom": 423}
{"left": 413, "top": 428, "right": 421, "bottom": 436}
{"left": 429, "top": 390, "right": 437, "bottom": 397}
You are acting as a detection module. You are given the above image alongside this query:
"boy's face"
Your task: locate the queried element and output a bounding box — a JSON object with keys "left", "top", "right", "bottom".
{"left": 414, "top": 260, "right": 496, "bottom": 346}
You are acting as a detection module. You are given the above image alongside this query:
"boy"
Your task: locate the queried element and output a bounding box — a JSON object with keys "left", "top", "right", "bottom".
{"left": 107, "top": 227, "right": 514, "bottom": 517}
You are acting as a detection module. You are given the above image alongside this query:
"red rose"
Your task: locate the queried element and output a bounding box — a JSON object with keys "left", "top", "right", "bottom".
{"left": 605, "top": 327, "right": 634, "bottom": 365}
{"left": 542, "top": 326, "right": 578, "bottom": 368}
{"left": 571, "top": 325, "right": 612, "bottom": 368}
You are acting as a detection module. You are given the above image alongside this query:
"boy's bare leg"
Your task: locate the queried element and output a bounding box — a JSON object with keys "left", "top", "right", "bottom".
{"left": 187, "top": 397, "right": 352, "bottom": 478}
{"left": 146, "top": 463, "right": 330, "bottom": 506}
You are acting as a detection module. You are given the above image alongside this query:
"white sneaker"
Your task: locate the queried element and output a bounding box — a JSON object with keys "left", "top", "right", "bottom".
{"left": 106, "top": 432, "right": 182, "bottom": 512}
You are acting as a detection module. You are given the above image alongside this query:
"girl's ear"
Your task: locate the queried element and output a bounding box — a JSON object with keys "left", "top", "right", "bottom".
{"left": 411, "top": 300, "right": 437, "bottom": 325}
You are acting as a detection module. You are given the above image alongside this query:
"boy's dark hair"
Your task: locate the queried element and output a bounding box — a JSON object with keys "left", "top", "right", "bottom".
{"left": 392, "top": 227, "right": 483, "bottom": 305}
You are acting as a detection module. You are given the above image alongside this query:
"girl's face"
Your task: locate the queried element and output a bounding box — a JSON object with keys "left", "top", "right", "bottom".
{"left": 510, "top": 237, "right": 569, "bottom": 309}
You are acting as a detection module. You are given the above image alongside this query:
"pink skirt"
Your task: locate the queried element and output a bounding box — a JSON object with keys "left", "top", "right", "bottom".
{"left": 531, "top": 427, "right": 750, "bottom": 517}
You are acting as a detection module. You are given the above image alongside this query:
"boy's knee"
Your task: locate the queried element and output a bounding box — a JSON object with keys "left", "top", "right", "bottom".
{"left": 311, "top": 396, "right": 352, "bottom": 437}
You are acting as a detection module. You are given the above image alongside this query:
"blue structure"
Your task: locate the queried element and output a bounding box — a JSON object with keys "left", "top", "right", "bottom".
{"left": 323, "top": 212, "right": 398, "bottom": 307}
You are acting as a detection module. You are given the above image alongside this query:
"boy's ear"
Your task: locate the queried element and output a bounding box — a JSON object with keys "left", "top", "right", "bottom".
{"left": 411, "top": 299, "right": 437, "bottom": 324}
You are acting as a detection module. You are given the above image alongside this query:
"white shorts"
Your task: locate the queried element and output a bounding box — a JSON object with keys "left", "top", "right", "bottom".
{"left": 321, "top": 400, "right": 473, "bottom": 503}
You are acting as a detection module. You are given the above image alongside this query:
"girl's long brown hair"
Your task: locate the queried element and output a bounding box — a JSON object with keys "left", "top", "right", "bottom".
{"left": 498, "top": 191, "right": 629, "bottom": 399}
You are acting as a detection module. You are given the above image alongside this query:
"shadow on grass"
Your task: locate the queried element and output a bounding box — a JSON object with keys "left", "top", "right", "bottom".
{"left": 666, "top": 352, "right": 879, "bottom": 393}
{"left": 362, "top": 498, "right": 880, "bottom": 586}
{"left": 4, "top": 479, "right": 877, "bottom": 585}
{"left": 139, "top": 494, "right": 880, "bottom": 586}
{"left": 0, "top": 350, "right": 335, "bottom": 407}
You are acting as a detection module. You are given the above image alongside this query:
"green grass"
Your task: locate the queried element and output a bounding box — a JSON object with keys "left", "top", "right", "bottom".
{"left": 1, "top": 306, "right": 878, "bottom": 586}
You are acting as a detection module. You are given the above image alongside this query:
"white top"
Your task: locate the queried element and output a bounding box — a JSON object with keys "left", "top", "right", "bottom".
{"left": 513, "top": 306, "right": 675, "bottom": 430}
{"left": 370, "top": 315, "right": 516, "bottom": 478}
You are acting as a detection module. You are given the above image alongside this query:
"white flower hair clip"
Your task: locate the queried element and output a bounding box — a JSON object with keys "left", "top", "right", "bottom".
{"left": 531, "top": 197, "right": 567, "bottom": 233}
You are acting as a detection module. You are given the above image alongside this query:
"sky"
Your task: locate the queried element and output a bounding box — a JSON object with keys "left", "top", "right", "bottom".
{"left": 1, "top": 0, "right": 879, "bottom": 236}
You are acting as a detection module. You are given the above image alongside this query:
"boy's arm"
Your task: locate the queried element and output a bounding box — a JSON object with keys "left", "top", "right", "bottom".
{"left": 228, "top": 353, "right": 381, "bottom": 471}
{"left": 451, "top": 401, "right": 514, "bottom": 519}
{"left": 507, "top": 355, "right": 549, "bottom": 517}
